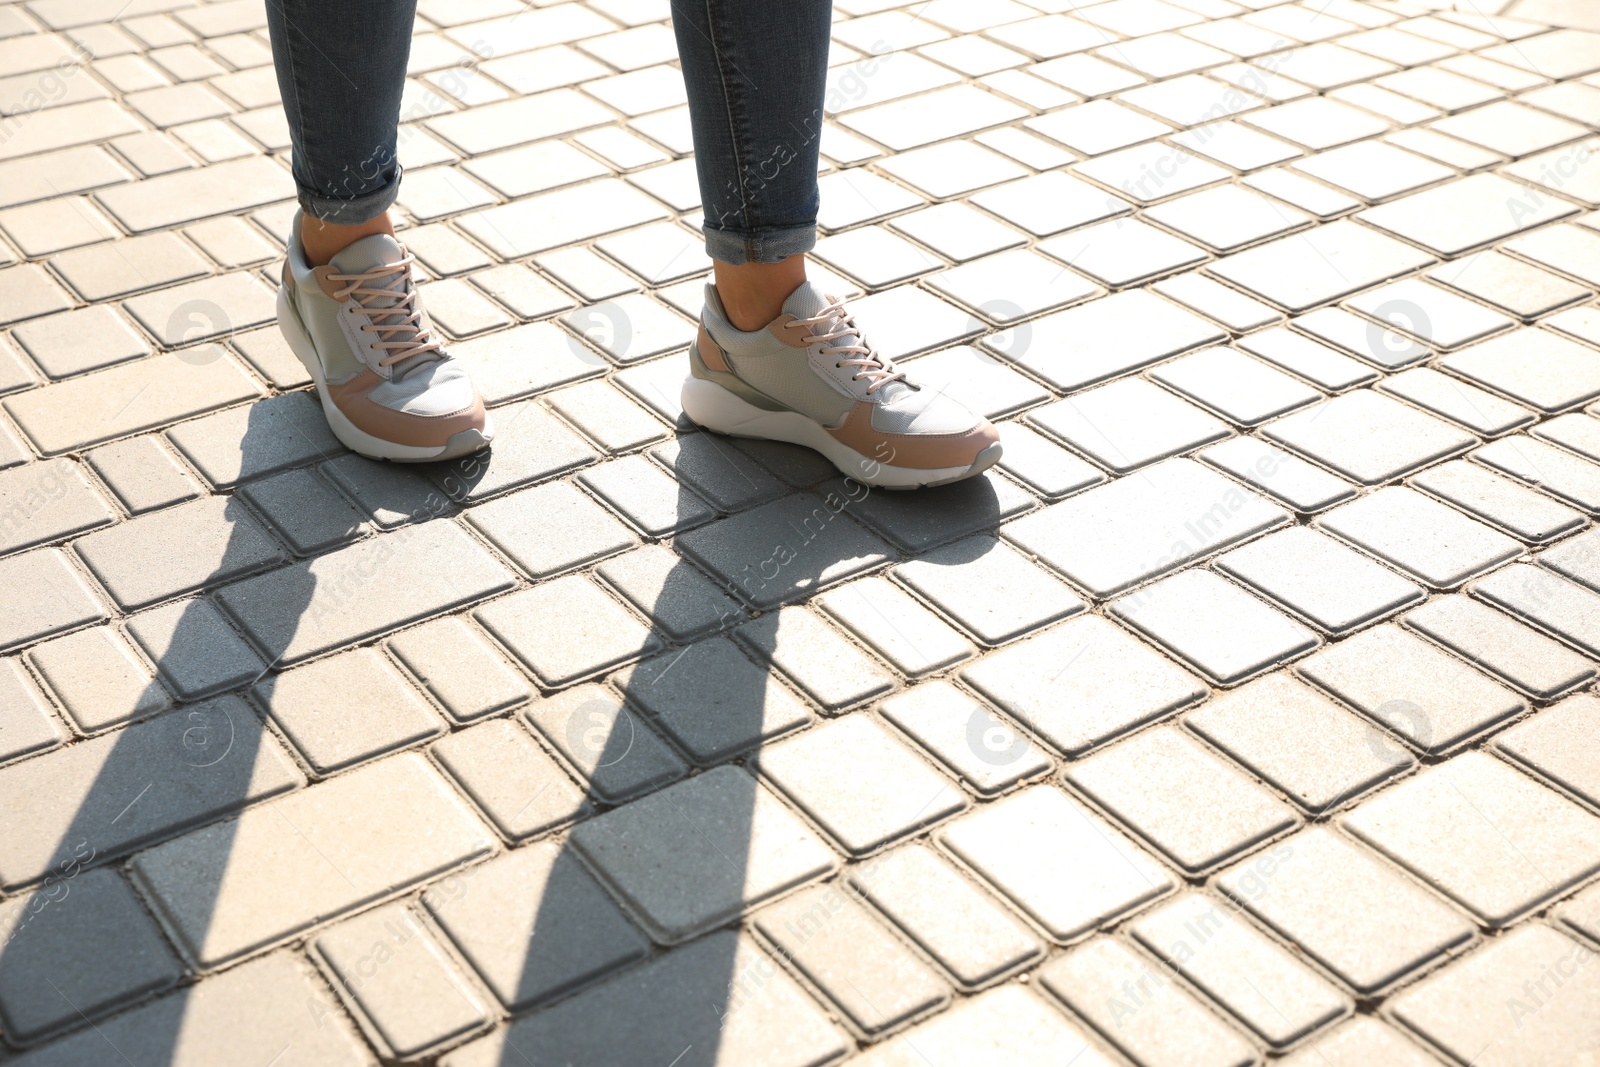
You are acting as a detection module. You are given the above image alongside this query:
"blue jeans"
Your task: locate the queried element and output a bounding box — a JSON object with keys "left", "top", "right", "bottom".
{"left": 265, "top": 1, "right": 831, "bottom": 264}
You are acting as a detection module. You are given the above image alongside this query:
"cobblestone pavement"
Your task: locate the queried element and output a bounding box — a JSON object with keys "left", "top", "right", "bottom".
{"left": 1, "top": 0, "right": 1600, "bottom": 1064}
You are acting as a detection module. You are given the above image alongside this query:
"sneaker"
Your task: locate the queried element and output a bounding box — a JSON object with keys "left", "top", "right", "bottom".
{"left": 681, "top": 282, "right": 1001, "bottom": 489}
{"left": 277, "top": 212, "right": 492, "bottom": 462}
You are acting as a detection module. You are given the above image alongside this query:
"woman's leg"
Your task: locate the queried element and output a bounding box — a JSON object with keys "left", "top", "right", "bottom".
{"left": 265, "top": 0, "right": 417, "bottom": 263}
{"left": 673, "top": 0, "right": 833, "bottom": 329}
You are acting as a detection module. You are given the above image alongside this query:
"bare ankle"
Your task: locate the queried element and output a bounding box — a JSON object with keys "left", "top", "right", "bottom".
{"left": 713, "top": 254, "right": 807, "bottom": 331}
{"left": 300, "top": 211, "right": 396, "bottom": 267}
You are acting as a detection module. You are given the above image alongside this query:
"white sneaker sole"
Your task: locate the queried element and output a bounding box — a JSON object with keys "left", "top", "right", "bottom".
{"left": 681, "top": 376, "right": 1001, "bottom": 490}
{"left": 276, "top": 285, "right": 493, "bottom": 464}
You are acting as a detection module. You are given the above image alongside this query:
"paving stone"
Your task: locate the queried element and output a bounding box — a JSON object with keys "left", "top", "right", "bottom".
{"left": 165, "top": 391, "right": 345, "bottom": 490}
{"left": 814, "top": 576, "right": 974, "bottom": 678}
{"left": 595, "top": 544, "right": 742, "bottom": 643}
{"left": 1507, "top": 222, "right": 1600, "bottom": 287}
{"left": 448, "top": 323, "right": 603, "bottom": 407}
{"left": 548, "top": 379, "right": 669, "bottom": 454}
{"left": 1536, "top": 412, "right": 1600, "bottom": 466}
{"left": 1378, "top": 367, "right": 1536, "bottom": 438}
{"left": 1411, "top": 459, "right": 1584, "bottom": 544}
{"left": 311, "top": 900, "right": 490, "bottom": 1060}
{"left": 524, "top": 683, "right": 688, "bottom": 803}
{"left": 1235, "top": 326, "right": 1379, "bottom": 393}
{"left": 1431, "top": 249, "right": 1595, "bottom": 322}
{"left": 647, "top": 432, "right": 784, "bottom": 513}
{"left": 122, "top": 596, "right": 263, "bottom": 702}
{"left": 228, "top": 323, "right": 312, "bottom": 389}
{"left": 1004, "top": 456, "right": 1290, "bottom": 598}
{"left": 994, "top": 422, "right": 1106, "bottom": 501}
{"left": 1443, "top": 329, "right": 1600, "bottom": 415}
{"left": 848, "top": 843, "right": 1043, "bottom": 991}
{"left": 1129, "top": 892, "right": 1348, "bottom": 1048}
{"left": 1277, "top": 1015, "right": 1444, "bottom": 1067}
{"left": 476, "top": 574, "right": 659, "bottom": 689}
{"left": 1359, "top": 172, "right": 1579, "bottom": 258}
{"left": 1318, "top": 486, "right": 1522, "bottom": 590}
{"left": 7, "top": 951, "right": 370, "bottom": 1067}
{"left": 1477, "top": 434, "right": 1600, "bottom": 513}
{"left": 0, "top": 865, "right": 182, "bottom": 1045}
{"left": 1496, "top": 695, "right": 1600, "bottom": 810}
{"left": 455, "top": 178, "right": 669, "bottom": 258}
{"left": 0, "top": 657, "right": 61, "bottom": 765}
{"left": 1345, "top": 277, "right": 1518, "bottom": 352}
{"left": 674, "top": 492, "right": 892, "bottom": 610}
{"left": 131, "top": 752, "right": 489, "bottom": 967}
{"left": 878, "top": 680, "right": 1053, "bottom": 796}
{"left": 1197, "top": 437, "right": 1357, "bottom": 515}
{"left": 1263, "top": 390, "right": 1476, "bottom": 486}
{"left": 0, "top": 457, "right": 114, "bottom": 557}
{"left": 1297, "top": 623, "right": 1524, "bottom": 754}
{"left": 1346, "top": 751, "right": 1600, "bottom": 927}
{"left": 967, "top": 172, "right": 1132, "bottom": 239}
{"left": 255, "top": 647, "right": 444, "bottom": 775}
{"left": 1290, "top": 306, "right": 1431, "bottom": 372}
{"left": 218, "top": 519, "right": 516, "bottom": 666}
{"left": 1207, "top": 220, "right": 1434, "bottom": 313}
{"left": 320, "top": 453, "right": 446, "bottom": 529}
{"left": 940, "top": 785, "right": 1172, "bottom": 943}
{"left": 11, "top": 306, "right": 149, "bottom": 381}
{"left": 26, "top": 622, "right": 170, "bottom": 734}
{"left": 847, "top": 984, "right": 1118, "bottom": 1067}
{"left": 1217, "top": 828, "right": 1474, "bottom": 994}
{"left": 1474, "top": 559, "right": 1600, "bottom": 659}
{"left": 1149, "top": 272, "right": 1283, "bottom": 334}
{"left": 758, "top": 714, "right": 966, "bottom": 857}
{"left": 1216, "top": 526, "right": 1425, "bottom": 634}
{"left": 1290, "top": 139, "right": 1453, "bottom": 203}
{"left": 437, "top": 400, "right": 602, "bottom": 503}
{"left": 0, "top": 145, "right": 130, "bottom": 212}
{"left": 576, "top": 454, "right": 713, "bottom": 538}
{"left": 0, "top": 547, "right": 106, "bottom": 652}
{"left": 1030, "top": 378, "right": 1230, "bottom": 474}
{"left": 4, "top": 349, "right": 262, "bottom": 457}
{"left": 464, "top": 478, "right": 633, "bottom": 579}
{"left": 893, "top": 534, "right": 1086, "bottom": 647}
{"left": 430, "top": 718, "right": 589, "bottom": 841}
{"left": 0, "top": 694, "right": 302, "bottom": 888}
{"left": 0, "top": 265, "right": 70, "bottom": 328}
{"left": 440, "top": 930, "right": 847, "bottom": 1067}
{"left": 386, "top": 615, "right": 530, "bottom": 723}
{"left": 1149, "top": 346, "right": 1321, "bottom": 428}
{"left": 887, "top": 202, "right": 1026, "bottom": 263}
{"left": 237, "top": 466, "right": 366, "bottom": 555}
{"left": 94, "top": 154, "right": 290, "bottom": 232}
{"left": 571, "top": 765, "right": 837, "bottom": 944}
{"left": 420, "top": 841, "right": 649, "bottom": 1017}
{"left": 1389, "top": 923, "right": 1600, "bottom": 1067}
{"left": 1404, "top": 594, "right": 1594, "bottom": 701}
{"left": 1040, "top": 936, "right": 1263, "bottom": 1067}
{"left": 83, "top": 435, "right": 202, "bottom": 515}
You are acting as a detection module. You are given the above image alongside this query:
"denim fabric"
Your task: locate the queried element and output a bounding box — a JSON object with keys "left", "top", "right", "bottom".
{"left": 266, "top": 1, "right": 831, "bottom": 260}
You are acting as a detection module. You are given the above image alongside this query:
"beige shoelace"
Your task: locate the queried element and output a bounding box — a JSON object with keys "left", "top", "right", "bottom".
{"left": 786, "top": 298, "right": 907, "bottom": 394}
{"left": 328, "top": 254, "right": 442, "bottom": 369}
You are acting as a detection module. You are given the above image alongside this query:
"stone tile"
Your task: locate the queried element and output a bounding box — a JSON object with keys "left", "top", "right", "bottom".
{"left": 524, "top": 683, "right": 688, "bottom": 803}
{"left": 450, "top": 325, "right": 605, "bottom": 405}
{"left": 595, "top": 543, "right": 743, "bottom": 642}
{"left": 1151, "top": 346, "right": 1321, "bottom": 428}
{"left": 1346, "top": 277, "right": 1517, "bottom": 352}
{"left": 386, "top": 615, "right": 531, "bottom": 723}
{"left": 923, "top": 248, "right": 1100, "bottom": 322}
{"left": 0, "top": 547, "right": 106, "bottom": 653}
{"left": 1197, "top": 436, "right": 1358, "bottom": 515}
{"left": 1111, "top": 567, "right": 1318, "bottom": 685}
{"left": 48, "top": 232, "right": 210, "bottom": 305}
{"left": 823, "top": 471, "right": 1033, "bottom": 554}
{"left": 217, "top": 519, "right": 516, "bottom": 666}
{"left": 0, "top": 145, "right": 130, "bottom": 212}
{"left": 1040, "top": 937, "right": 1263, "bottom": 1067}
{"left": 124, "top": 271, "right": 277, "bottom": 349}
{"left": 464, "top": 479, "right": 633, "bottom": 578}
{"left": 1207, "top": 220, "right": 1434, "bottom": 313}
{"left": 836, "top": 84, "right": 1028, "bottom": 152}
{"left": 430, "top": 718, "right": 589, "bottom": 841}
{"left": 1143, "top": 183, "right": 1311, "bottom": 255}
{"left": 1536, "top": 412, "right": 1600, "bottom": 467}
{"left": 1003, "top": 456, "right": 1290, "bottom": 598}
{"left": 12, "top": 305, "right": 149, "bottom": 380}
{"left": 0, "top": 457, "right": 114, "bottom": 556}
{"left": 549, "top": 381, "right": 669, "bottom": 456}
{"left": 994, "top": 422, "right": 1107, "bottom": 501}
{"left": 0, "top": 264, "right": 72, "bottom": 326}
{"left": 1030, "top": 378, "right": 1230, "bottom": 474}
{"left": 894, "top": 534, "right": 1087, "bottom": 646}
{"left": 0, "top": 695, "right": 302, "bottom": 889}
{"left": 229, "top": 324, "right": 312, "bottom": 390}
{"left": 1263, "top": 391, "right": 1476, "bottom": 486}
{"left": 4, "top": 349, "right": 262, "bottom": 457}
{"left": 1391, "top": 923, "right": 1600, "bottom": 1067}
{"left": 967, "top": 171, "right": 1132, "bottom": 238}
{"left": 1346, "top": 751, "right": 1600, "bottom": 926}
{"left": 1151, "top": 272, "right": 1284, "bottom": 334}
{"left": 1038, "top": 218, "right": 1209, "bottom": 289}
{"left": 1318, "top": 486, "right": 1522, "bottom": 590}
{"left": 7, "top": 952, "right": 370, "bottom": 1067}
{"left": 1361, "top": 172, "right": 1579, "bottom": 258}
{"left": 0, "top": 658, "right": 62, "bottom": 765}
{"left": 455, "top": 179, "right": 669, "bottom": 258}
{"left": 1290, "top": 306, "right": 1430, "bottom": 372}
{"left": 132, "top": 753, "right": 489, "bottom": 968}
{"left": 237, "top": 466, "right": 366, "bottom": 555}
{"left": 93, "top": 154, "right": 291, "bottom": 232}
{"left": 849, "top": 843, "right": 1044, "bottom": 990}
{"left": 311, "top": 901, "right": 491, "bottom": 1060}
{"left": 74, "top": 494, "right": 284, "bottom": 611}
{"left": 421, "top": 841, "right": 648, "bottom": 1014}
{"left": 0, "top": 100, "right": 143, "bottom": 164}
{"left": 887, "top": 202, "right": 1026, "bottom": 263}
{"left": 1187, "top": 674, "right": 1414, "bottom": 813}
{"left": 1412, "top": 459, "right": 1584, "bottom": 543}
{"left": 1378, "top": 367, "right": 1535, "bottom": 438}
{"left": 1496, "top": 694, "right": 1600, "bottom": 809}
{"left": 0, "top": 866, "right": 182, "bottom": 1045}
{"left": 1241, "top": 96, "right": 1390, "bottom": 151}
{"left": 1296, "top": 623, "right": 1524, "bottom": 754}
{"left": 476, "top": 574, "right": 659, "bottom": 689}
{"left": 844, "top": 984, "right": 1117, "bottom": 1067}
{"left": 321, "top": 454, "right": 447, "bottom": 529}
{"left": 1277, "top": 1016, "right": 1445, "bottom": 1067}
{"left": 1176, "top": 121, "right": 1304, "bottom": 172}
{"left": 571, "top": 765, "right": 837, "bottom": 944}
{"left": 878, "top": 681, "right": 1054, "bottom": 797}
{"left": 675, "top": 492, "right": 892, "bottom": 610}
{"left": 899, "top": 346, "right": 1053, "bottom": 422}
{"left": 1405, "top": 595, "right": 1594, "bottom": 700}
{"left": 1216, "top": 526, "right": 1425, "bottom": 634}
{"left": 1443, "top": 328, "right": 1600, "bottom": 414}
{"left": 1235, "top": 326, "right": 1378, "bottom": 393}
{"left": 183, "top": 215, "right": 277, "bottom": 269}
{"left": 124, "top": 596, "right": 266, "bottom": 701}
{"left": 758, "top": 715, "right": 966, "bottom": 856}
{"left": 255, "top": 647, "right": 444, "bottom": 775}
{"left": 849, "top": 283, "right": 986, "bottom": 360}
{"left": 815, "top": 577, "right": 974, "bottom": 678}
{"left": 1129, "top": 892, "right": 1350, "bottom": 1049}
{"left": 754, "top": 885, "right": 951, "bottom": 1035}
{"left": 1289, "top": 140, "right": 1453, "bottom": 203}
{"left": 1027, "top": 99, "right": 1174, "bottom": 156}
{"left": 27, "top": 623, "right": 170, "bottom": 733}
{"left": 940, "top": 785, "right": 1173, "bottom": 943}
{"left": 1218, "top": 828, "right": 1474, "bottom": 994}
{"left": 439, "top": 930, "right": 847, "bottom": 1067}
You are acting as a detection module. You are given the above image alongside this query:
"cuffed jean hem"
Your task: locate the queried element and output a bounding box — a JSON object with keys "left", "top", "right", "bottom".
{"left": 703, "top": 222, "right": 817, "bottom": 266}
{"left": 296, "top": 164, "right": 403, "bottom": 226}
